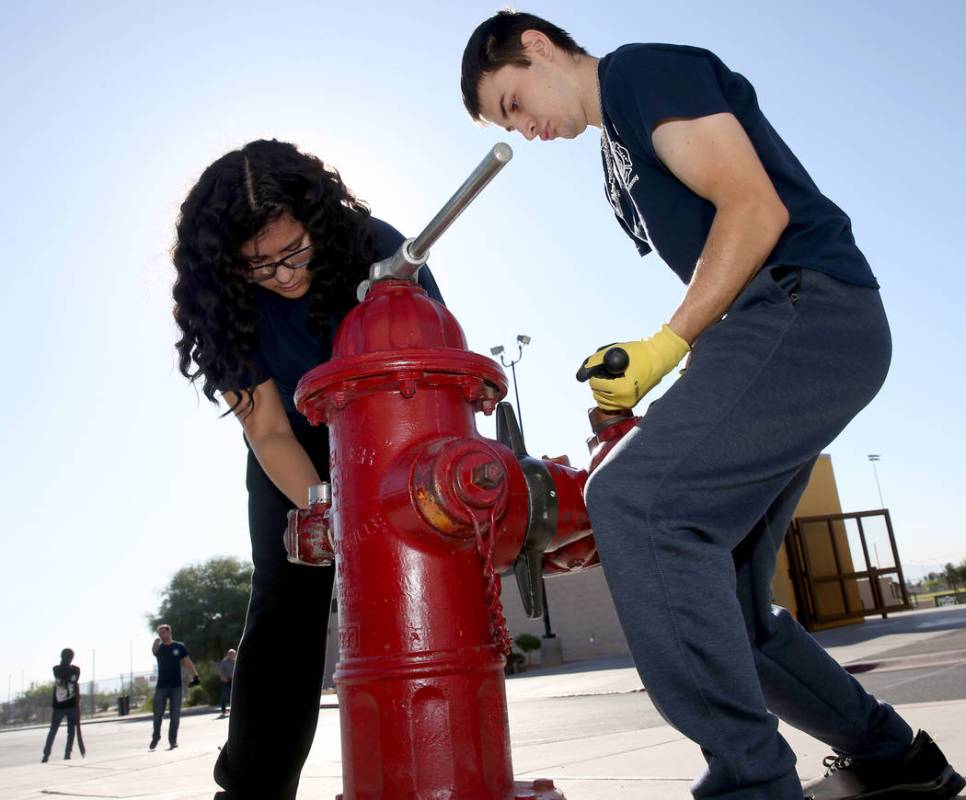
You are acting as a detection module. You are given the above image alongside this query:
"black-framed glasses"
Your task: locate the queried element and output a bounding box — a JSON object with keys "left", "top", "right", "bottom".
{"left": 244, "top": 241, "right": 314, "bottom": 283}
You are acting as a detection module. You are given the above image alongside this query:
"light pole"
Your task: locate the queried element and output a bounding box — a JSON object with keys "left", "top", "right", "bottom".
{"left": 867, "top": 454, "right": 885, "bottom": 509}
{"left": 489, "top": 334, "right": 530, "bottom": 432}
{"left": 489, "top": 335, "right": 558, "bottom": 642}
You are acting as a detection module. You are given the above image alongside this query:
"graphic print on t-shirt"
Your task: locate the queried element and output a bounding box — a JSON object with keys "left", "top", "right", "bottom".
{"left": 601, "top": 124, "right": 652, "bottom": 252}
{"left": 54, "top": 673, "right": 77, "bottom": 703}
{"left": 54, "top": 681, "right": 77, "bottom": 703}
{"left": 601, "top": 128, "right": 627, "bottom": 222}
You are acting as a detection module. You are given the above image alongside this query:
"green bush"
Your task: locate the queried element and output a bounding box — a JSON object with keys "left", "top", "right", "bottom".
{"left": 197, "top": 662, "right": 223, "bottom": 704}
{"left": 514, "top": 633, "right": 541, "bottom": 664}
{"left": 185, "top": 685, "right": 210, "bottom": 707}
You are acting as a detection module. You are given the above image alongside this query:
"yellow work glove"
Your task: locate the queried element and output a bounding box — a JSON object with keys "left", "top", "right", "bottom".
{"left": 575, "top": 325, "right": 690, "bottom": 411}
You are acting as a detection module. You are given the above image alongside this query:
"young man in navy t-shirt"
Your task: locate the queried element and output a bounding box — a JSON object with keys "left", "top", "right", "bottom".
{"left": 460, "top": 11, "right": 963, "bottom": 800}
{"left": 151, "top": 624, "right": 200, "bottom": 750}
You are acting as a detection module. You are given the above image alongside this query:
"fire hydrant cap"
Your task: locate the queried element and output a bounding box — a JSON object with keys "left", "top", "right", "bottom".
{"left": 333, "top": 280, "right": 466, "bottom": 356}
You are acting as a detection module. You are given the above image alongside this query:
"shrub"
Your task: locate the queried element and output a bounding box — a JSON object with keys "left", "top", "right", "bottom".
{"left": 514, "top": 633, "right": 541, "bottom": 665}
{"left": 185, "top": 685, "right": 210, "bottom": 707}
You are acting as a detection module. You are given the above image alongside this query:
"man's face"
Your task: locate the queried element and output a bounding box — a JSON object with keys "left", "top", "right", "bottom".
{"left": 158, "top": 627, "right": 173, "bottom": 644}
{"left": 476, "top": 52, "right": 589, "bottom": 142}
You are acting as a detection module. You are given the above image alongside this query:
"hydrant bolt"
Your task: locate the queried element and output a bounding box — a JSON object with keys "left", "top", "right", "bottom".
{"left": 454, "top": 452, "right": 506, "bottom": 509}
{"left": 472, "top": 461, "right": 504, "bottom": 489}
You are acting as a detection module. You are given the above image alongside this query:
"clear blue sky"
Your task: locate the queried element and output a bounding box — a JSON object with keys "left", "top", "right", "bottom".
{"left": 2, "top": 1, "right": 964, "bottom": 699}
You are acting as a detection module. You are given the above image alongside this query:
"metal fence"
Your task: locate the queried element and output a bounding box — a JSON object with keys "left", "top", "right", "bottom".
{"left": 1, "top": 671, "right": 158, "bottom": 730}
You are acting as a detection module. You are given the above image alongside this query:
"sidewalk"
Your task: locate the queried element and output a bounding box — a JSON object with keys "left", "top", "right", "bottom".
{"left": 2, "top": 605, "right": 964, "bottom": 800}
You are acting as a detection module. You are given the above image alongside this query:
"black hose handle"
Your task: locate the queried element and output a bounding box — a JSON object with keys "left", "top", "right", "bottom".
{"left": 603, "top": 347, "right": 629, "bottom": 376}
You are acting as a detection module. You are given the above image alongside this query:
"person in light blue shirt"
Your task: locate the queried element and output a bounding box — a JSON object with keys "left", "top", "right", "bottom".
{"left": 217, "top": 649, "right": 236, "bottom": 717}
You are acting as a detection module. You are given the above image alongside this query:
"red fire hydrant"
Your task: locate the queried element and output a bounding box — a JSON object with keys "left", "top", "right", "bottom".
{"left": 292, "top": 146, "right": 637, "bottom": 800}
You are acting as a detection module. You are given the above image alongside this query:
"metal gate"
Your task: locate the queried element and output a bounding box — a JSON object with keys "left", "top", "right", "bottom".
{"left": 785, "top": 509, "right": 911, "bottom": 630}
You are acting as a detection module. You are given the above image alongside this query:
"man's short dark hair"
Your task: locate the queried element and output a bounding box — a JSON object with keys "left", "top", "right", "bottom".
{"left": 461, "top": 10, "right": 588, "bottom": 122}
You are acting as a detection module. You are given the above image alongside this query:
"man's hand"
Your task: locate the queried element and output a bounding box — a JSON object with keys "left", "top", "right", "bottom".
{"left": 576, "top": 325, "right": 690, "bottom": 410}
{"left": 188, "top": 675, "right": 201, "bottom": 687}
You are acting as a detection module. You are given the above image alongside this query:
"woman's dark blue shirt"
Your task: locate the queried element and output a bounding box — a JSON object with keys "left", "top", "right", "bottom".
{"left": 243, "top": 216, "right": 443, "bottom": 430}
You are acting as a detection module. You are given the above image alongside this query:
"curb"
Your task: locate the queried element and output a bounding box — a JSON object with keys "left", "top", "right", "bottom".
{"left": 844, "top": 648, "right": 966, "bottom": 675}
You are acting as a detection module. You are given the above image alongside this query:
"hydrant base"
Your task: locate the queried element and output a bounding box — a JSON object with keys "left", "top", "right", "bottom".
{"left": 512, "top": 777, "right": 567, "bottom": 799}
{"left": 335, "top": 778, "right": 566, "bottom": 800}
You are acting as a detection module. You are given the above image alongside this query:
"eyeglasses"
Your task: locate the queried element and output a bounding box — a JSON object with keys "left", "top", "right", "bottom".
{"left": 244, "top": 241, "right": 314, "bottom": 283}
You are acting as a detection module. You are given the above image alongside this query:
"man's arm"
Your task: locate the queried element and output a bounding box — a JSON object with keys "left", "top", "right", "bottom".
{"left": 152, "top": 638, "right": 161, "bottom": 656}
{"left": 182, "top": 656, "right": 200, "bottom": 680}
{"left": 651, "top": 112, "right": 790, "bottom": 344}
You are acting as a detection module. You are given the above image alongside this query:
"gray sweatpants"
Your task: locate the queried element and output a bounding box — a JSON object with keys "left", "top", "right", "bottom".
{"left": 152, "top": 686, "right": 183, "bottom": 745}
{"left": 585, "top": 266, "right": 913, "bottom": 799}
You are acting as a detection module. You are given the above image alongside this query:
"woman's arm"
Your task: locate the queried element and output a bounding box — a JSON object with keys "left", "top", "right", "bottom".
{"left": 223, "top": 379, "right": 322, "bottom": 508}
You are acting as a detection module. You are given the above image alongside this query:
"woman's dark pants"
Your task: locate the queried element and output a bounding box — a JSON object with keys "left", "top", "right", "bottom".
{"left": 214, "top": 425, "right": 334, "bottom": 800}
{"left": 585, "top": 267, "right": 913, "bottom": 799}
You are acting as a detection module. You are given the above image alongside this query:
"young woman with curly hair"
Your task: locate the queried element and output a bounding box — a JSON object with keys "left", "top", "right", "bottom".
{"left": 172, "top": 139, "right": 442, "bottom": 799}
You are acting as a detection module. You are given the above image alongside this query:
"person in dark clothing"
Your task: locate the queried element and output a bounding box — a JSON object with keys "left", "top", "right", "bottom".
{"left": 171, "top": 139, "right": 443, "bottom": 800}
{"left": 42, "top": 648, "right": 80, "bottom": 762}
{"left": 460, "top": 11, "right": 964, "bottom": 800}
{"left": 151, "top": 624, "right": 200, "bottom": 750}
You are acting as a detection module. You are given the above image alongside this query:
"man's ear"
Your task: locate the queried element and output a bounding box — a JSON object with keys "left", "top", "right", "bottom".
{"left": 521, "top": 29, "right": 553, "bottom": 61}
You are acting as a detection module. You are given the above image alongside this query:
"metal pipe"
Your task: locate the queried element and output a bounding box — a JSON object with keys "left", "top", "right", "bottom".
{"left": 308, "top": 482, "right": 331, "bottom": 506}
{"left": 409, "top": 142, "right": 513, "bottom": 262}
{"left": 362, "top": 143, "right": 513, "bottom": 295}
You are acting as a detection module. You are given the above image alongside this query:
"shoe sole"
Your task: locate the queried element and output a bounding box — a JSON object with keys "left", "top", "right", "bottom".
{"left": 808, "top": 768, "right": 966, "bottom": 799}
{"left": 941, "top": 768, "right": 966, "bottom": 799}
{"left": 865, "top": 767, "right": 966, "bottom": 798}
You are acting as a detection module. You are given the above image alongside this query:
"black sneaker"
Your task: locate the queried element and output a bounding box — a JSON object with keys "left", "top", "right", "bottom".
{"left": 804, "top": 730, "right": 965, "bottom": 799}
{"left": 41, "top": 754, "right": 49, "bottom": 763}
{"left": 168, "top": 743, "right": 178, "bottom": 750}
{"left": 149, "top": 737, "right": 160, "bottom": 751}
{"left": 63, "top": 754, "right": 70, "bottom": 760}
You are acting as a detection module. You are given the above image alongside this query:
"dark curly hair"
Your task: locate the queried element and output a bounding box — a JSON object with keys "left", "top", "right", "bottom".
{"left": 172, "top": 139, "right": 373, "bottom": 416}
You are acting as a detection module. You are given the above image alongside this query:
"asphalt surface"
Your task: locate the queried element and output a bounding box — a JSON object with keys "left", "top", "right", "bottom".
{"left": 1, "top": 606, "right": 963, "bottom": 799}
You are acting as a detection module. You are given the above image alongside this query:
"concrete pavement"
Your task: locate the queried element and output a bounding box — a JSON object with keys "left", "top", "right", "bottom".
{"left": 2, "top": 604, "right": 964, "bottom": 799}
